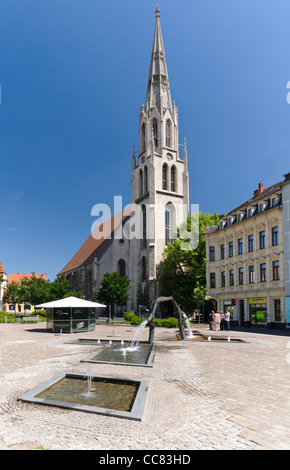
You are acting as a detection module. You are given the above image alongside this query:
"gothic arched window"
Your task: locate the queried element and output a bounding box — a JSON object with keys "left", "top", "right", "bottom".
{"left": 152, "top": 119, "right": 158, "bottom": 147}
{"left": 139, "top": 169, "right": 143, "bottom": 196}
{"left": 166, "top": 120, "right": 171, "bottom": 148}
{"left": 141, "top": 256, "right": 146, "bottom": 282}
{"left": 171, "top": 165, "right": 177, "bottom": 192}
{"left": 165, "top": 203, "right": 175, "bottom": 245}
{"left": 162, "top": 164, "right": 168, "bottom": 190}
{"left": 144, "top": 166, "right": 148, "bottom": 193}
{"left": 142, "top": 204, "right": 146, "bottom": 249}
{"left": 117, "top": 259, "right": 126, "bottom": 278}
{"left": 141, "top": 123, "right": 146, "bottom": 152}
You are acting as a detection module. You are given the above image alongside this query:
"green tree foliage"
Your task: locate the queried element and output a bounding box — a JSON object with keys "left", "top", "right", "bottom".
{"left": 159, "top": 212, "right": 219, "bottom": 313}
{"left": 96, "top": 272, "right": 130, "bottom": 319}
{"left": 3, "top": 275, "right": 81, "bottom": 307}
{"left": 3, "top": 281, "right": 20, "bottom": 306}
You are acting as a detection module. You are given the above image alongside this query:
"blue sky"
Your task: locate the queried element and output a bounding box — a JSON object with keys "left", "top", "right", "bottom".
{"left": 1, "top": 0, "right": 290, "bottom": 281}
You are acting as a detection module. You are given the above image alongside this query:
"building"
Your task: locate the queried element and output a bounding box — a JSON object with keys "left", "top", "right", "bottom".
{"left": 205, "top": 173, "right": 290, "bottom": 329}
{"left": 58, "top": 7, "right": 190, "bottom": 313}
{"left": 0, "top": 262, "right": 8, "bottom": 311}
{"left": 2, "top": 273, "right": 47, "bottom": 314}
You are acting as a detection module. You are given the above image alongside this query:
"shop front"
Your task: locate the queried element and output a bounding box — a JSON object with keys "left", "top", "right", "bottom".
{"left": 248, "top": 298, "right": 267, "bottom": 327}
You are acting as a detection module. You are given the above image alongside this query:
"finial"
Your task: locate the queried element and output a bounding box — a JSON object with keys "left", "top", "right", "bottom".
{"left": 155, "top": 4, "right": 160, "bottom": 18}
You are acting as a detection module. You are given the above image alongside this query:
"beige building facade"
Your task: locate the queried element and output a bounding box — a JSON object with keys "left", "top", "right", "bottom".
{"left": 205, "top": 174, "right": 290, "bottom": 329}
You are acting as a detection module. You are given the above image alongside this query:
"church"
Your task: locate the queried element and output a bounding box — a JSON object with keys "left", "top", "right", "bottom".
{"left": 58, "top": 7, "right": 190, "bottom": 314}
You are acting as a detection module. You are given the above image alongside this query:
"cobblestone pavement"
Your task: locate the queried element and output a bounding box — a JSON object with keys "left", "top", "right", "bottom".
{"left": 0, "top": 322, "right": 289, "bottom": 450}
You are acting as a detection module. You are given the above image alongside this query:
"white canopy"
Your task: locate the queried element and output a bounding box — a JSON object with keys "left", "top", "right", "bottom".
{"left": 36, "top": 296, "right": 106, "bottom": 309}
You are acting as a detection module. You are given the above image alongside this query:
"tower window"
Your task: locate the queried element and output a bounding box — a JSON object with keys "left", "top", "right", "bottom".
{"left": 142, "top": 205, "right": 147, "bottom": 249}
{"left": 139, "top": 169, "right": 143, "bottom": 196}
{"left": 144, "top": 166, "right": 148, "bottom": 193}
{"left": 162, "top": 164, "right": 168, "bottom": 190}
{"left": 165, "top": 203, "right": 175, "bottom": 245}
{"left": 166, "top": 120, "right": 171, "bottom": 147}
{"left": 117, "top": 259, "right": 126, "bottom": 278}
{"left": 141, "top": 256, "right": 146, "bottom": 282}
{"left": 152, "top": 119, "right": 158, "bottom": 147}
{"left": 141, "top": 123, "right": 146, "bottom": 152}
{"left": 171, "top": 165, "right": 177, "bottom": 192}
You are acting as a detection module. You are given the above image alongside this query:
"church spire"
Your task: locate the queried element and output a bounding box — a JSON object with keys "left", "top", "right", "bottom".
{"left": 146, "top": 5, "right": 172, "bottom": 112}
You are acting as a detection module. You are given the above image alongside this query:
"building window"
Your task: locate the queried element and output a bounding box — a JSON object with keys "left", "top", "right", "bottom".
{"left": 141, "top": 257, "right": 146, "bottom": 282}
{"left": 142, "top": 205, "right": 147, "bottom": 249}
{"left": 209, "top": 246, "right": 215, "bottom": 261}
{"left": 274, "top": 299, "right": 281, "bottom": 322}
{"left": 229, "top": 241, "right": 234, "bottom": 258}
{"left": 165, "top": 204, "right": 174, "bottom": 245}
{"left": 171, "top": 165, "right": 177, "bottom": 192}
{"left": 166, "top": 120, "right": 171, "bottom": 147}
{"left": 117, "top": 259, "right": 126, "bottom": 278}
{"left": 273, "top": 260, "right": 280, "bottom": 281}
{"left": 221, "top": 271, "right": 226, "bottom": 287}
{"left": 221, "top": 244, "right": 225, "bottom": 260}
{"left": 272, "top": 226, "right": 279, "bottom": 246}
{"left": 260, "top": 203, "right": 264, "bottom": 212}
{"left": 210, "top": 273, "right": 216, "bottom": 288}
{"left": 238, "top": 238, "right": 243, "bottom": 255}
{"left": 144, "top": 166, "right": 148, "bottom": 193}
{"left": 249, "top": 265, "right": 255, "bottom": 284}
{"left": 139, "top": 169, "right": 143, "bottom": 196}
{"left": 162, "top": 164, "right": 168, "bottom": 190}
{"left": 260, "top": 263, "right": 266, "bottom": 282}
{"left": 229, "top": 269, "right": 234, "bottom": 286}
{"left": 239, "top": 267, "right": 244, "bottom": 285}
{"left": 260, "top": 231, "right": 266, "bottom": 250}
{"left": 152, "top": 119, "right": 158, "bottom": 147}
{"left": 248, "top": 234, "right": 254, "bottom": 252}
{"left": 141, "top": 123, "right": 146, "bottom": 152}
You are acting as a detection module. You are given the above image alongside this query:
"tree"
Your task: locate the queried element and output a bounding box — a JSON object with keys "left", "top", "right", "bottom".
{"left": 3, "top": 281, "right": 20, "bottom": 308}
{"left": 18, "top": 274, "right": 50, "bottom": 308}
{"left": 96, "top": 272, "right": 130, "bottom": 319}
{"left": 159, "top": 212, "right": 219, "bottom": 314}
{"left": 49, "top": 276, "right": 82, "bottom": 301}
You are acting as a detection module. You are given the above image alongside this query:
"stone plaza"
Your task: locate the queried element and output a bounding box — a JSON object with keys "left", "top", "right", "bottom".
{"left": 0, "top": 322, "right": 289, "bottom": 450}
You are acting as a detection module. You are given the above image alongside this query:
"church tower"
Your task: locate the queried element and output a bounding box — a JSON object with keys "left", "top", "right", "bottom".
{"left": 130, "top": 6, "right": 190, "bottom": 311}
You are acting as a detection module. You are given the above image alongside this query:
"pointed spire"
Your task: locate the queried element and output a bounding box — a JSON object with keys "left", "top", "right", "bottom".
{"left": 146, "top": 6, "right": 172, "bottom": 112}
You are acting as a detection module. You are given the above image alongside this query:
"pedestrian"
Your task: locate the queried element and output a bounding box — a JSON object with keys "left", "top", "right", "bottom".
{"left": 214, "top": 311, "right": 221, "bottom": 331}
{"left": 220, "top": 311, "right": 225, "bottom": 330}
{"left": 209, "top": 310, "right": 215, "bottom": 330}
{"left": 224, "top": 309, "right": 231, "bottom": 331}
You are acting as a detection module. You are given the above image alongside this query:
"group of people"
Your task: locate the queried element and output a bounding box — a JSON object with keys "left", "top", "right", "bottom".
{"left": 209, "top": 310, "right": 231, "bottom": 331}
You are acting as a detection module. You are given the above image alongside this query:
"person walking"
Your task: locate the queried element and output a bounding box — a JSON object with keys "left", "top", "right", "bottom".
{"left": 214, "top": 311, "right": 221, "bottom": 331}
{"left": 224, "top": 309, "right": 231, "bottom": 331}
{"left": 209, "top": 310, "right": 215, "bottom": 330}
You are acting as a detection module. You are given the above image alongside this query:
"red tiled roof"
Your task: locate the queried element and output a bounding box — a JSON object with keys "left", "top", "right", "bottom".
{"left": 58, "top": 208, "right": 131, "bottom": 276}
{"left": 0, "top": 262, "right": 6, "bottom": 274}
{"left": 8, "top": 273, "right": 47, "bottom": 284}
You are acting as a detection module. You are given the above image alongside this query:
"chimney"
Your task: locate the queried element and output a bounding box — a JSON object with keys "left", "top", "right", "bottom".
{"left": 258, "top": 181, "right": 264, "bottom": 195}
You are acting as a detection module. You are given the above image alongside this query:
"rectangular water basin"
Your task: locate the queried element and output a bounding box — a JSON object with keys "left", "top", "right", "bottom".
{"left": 81, "top": 341, "right": 157, "bottom": 367}
{"left": 18, "top": 373, "right": 149, "bottom": 421}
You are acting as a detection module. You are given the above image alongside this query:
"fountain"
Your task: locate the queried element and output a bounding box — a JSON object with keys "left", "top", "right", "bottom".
{"left": 18, "top": 372, "right": 149, "bottom": 421}
{"left": 126, "top": 320, "right": 149, "bottom": 350}
{"left": 182, "top": 313, "right": 195, "bottom": 339}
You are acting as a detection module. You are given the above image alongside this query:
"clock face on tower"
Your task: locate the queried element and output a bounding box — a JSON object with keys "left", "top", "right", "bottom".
{"left": 166, "top": 153, "right": 173, "bottom": 161}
